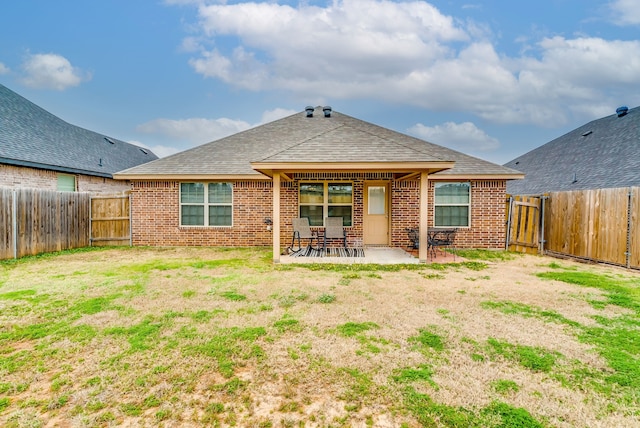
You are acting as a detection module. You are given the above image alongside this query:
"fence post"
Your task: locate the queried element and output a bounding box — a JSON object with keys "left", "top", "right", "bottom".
{"left": 627, "top": 188, "right": 632, "bottom": 269}
{"left": 12, "top": 190, "right": 17, "bottom": 259}
{"left": 539, "top": 195, "right": 548, "bottom": 254}
{"left": 505, "top": 195, "right": 513, "bottom": 250}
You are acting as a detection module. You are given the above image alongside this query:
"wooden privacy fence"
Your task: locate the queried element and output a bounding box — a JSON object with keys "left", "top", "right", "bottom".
{"left": 0, "top": 188, "right": 90, "bottom": 259}
{"left": 90, "top": 195, "right": 131, "bottom": 247}
{"left": 506, "top": 187, "right": 640, "bottom": 270}
{"left": 505, "top": 195, "right": 541, "bottom": 254}
{"left": 0, "top": 188, "right": 130, "bottom": 260}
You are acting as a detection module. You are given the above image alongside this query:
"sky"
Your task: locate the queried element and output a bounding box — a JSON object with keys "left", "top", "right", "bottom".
{"left": 1, "top": 0, "right": 639, "bottom": 164}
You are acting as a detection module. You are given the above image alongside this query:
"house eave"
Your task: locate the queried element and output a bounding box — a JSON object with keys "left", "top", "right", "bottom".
{"left": 251, "top": 161, "right": 456, "bottom": 178}
{"left": 430, "top": 173, "right": 525, "bottom": 180}
{"left": 113, "top": 173, "right": 271, "bottom": 181}
{"left": 1, "top": 157, "right": 113, "bottom": 178}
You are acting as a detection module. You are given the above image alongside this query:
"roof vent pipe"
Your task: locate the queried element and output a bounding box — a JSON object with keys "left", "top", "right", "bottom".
{"left": 305, "top": 106, "right": 314, "bottom": 117}
{"left": 323, "top": 106, "right": 332, "bottom": 117}
{"left": 616, "top": 106, "right": 628, "bottom": 117}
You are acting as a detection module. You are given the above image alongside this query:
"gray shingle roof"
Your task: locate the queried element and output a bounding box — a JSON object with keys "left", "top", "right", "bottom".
{"left": 504, "top": 106, "right": 640, "bottom": 195}
{"left": 117, "top": 107, "right": 521, "bottom": 178}
{"left": 0, "top": 84, "right": 157, "bottom": 178}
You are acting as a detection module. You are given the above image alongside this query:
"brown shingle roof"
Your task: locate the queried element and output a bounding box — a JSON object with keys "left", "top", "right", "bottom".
{"left": 115, "top": 107, "right": 522, "bottom": 179}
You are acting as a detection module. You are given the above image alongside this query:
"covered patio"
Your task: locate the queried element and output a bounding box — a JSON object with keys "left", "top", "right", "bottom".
{"left": 252, "top": 166, "right": 452, "bottom": 264}
{"left": 279, "top": 246, "right": 461, "bottom": 264}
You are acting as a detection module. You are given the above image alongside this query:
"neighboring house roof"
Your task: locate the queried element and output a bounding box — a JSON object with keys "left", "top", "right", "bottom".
{"left": 116, "top": 106, "right": 522, "bottom": 181}
{"left": 505, "top": 106, "right": 640, "bottom": 195}
{"left": 0, "top": 84, "right": 157, "bottom": 178}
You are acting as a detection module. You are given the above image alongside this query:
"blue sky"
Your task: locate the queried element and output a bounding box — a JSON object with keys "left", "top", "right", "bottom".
{"left": 1, "top": 0, "right": 639, "bottom": 164}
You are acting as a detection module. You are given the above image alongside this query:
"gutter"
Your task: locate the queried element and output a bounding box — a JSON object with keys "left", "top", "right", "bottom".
{"left": 0, "top": 157, "right": 113, "bottom": 179}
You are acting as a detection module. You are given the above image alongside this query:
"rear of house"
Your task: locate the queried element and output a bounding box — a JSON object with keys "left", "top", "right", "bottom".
{"left": 115, "top": 106, "right": 523, "bottom": 262}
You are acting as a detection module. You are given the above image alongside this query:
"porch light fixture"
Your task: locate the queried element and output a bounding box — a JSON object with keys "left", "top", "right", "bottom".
{"left": 305, "top": 106, "right": 314, "bottom": 117}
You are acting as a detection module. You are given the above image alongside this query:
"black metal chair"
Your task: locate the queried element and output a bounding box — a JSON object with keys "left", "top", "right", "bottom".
{"left": 428, "top": 228, "right": 457, "bottom": 260}
{"left": 406, "top": 227, "right": 419, "bottom": 250}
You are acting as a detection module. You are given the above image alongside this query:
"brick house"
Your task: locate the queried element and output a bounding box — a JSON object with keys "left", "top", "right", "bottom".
{"left": 115, "top": 106, "right": 523, "bottom": 262}
{"left": 505, "top": 105, "right": 640, "bottom": 195}
{"left": 0, "top": 83, "right": 157, "bottom": 193}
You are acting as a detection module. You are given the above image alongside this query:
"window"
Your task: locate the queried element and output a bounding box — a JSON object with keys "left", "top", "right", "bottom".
{"left": 180, "top": 182, "right": 232, "bottom": 226}
{"left": 434, "top": 182, "right": 470, "bottom": 227}
{"left": 57, "top": 174, "right": 76, "bottom": 192}
{"left": 299, "top": 182, "right": 352, "bottom": 226}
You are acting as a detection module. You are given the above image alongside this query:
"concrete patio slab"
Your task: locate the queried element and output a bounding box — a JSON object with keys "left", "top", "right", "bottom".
{"left": 280, "top": 247, "right": 461, "bottom": 264}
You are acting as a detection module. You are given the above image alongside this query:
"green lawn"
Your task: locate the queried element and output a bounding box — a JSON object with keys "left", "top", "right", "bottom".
{"left": 0, "top": 247, "right": 639, "bottom": 427}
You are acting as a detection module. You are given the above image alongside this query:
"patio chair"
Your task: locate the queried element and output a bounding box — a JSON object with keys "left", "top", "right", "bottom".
{"left": 427, "top": 228, "right": 457, "bottom": 260}
{"left": 323, "top": 217, "right": 347, "bottom": 255}
{"left": 290, "top": 218, "right": 319, "bottom": 254}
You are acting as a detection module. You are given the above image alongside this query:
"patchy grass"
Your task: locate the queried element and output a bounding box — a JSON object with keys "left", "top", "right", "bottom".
{"left": 0, "top": 247, "right": 639, "bottom": 426}
{"left": 454, "top": 249, "right": 520, "bottom": 261}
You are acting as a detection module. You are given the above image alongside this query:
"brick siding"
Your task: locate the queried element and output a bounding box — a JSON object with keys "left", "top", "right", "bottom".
{"left": 0, "top": 164, "right": 132, "bottom": 193}
{"left": 129, "top": 175, "right": 507, "bottom": 249}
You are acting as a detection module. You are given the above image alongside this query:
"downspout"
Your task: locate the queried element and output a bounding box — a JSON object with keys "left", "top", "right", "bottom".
{"left": 129, "top": 193, "right": 133, "bottom": 247}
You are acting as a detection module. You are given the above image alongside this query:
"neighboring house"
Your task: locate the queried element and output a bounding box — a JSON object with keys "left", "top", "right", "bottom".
{"left": 0, "top": 84, "right": 157, "bottom": 193}
{"left": 505, "top": 106, "right": 640, "bottom": 195}
{"left": 115, "top": 106, "right": 523, "bottom": 262}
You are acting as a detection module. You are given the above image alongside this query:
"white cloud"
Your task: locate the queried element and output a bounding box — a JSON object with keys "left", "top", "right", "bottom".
{"left": 260, "top": 107, "right": 297, "bottom": 123}
{"left": 0, "top": 63, "right": 9, "bottom": 74}
{"left": 129, "top": 140, "right": 181, "bottom": 158}
{"left": 172, "top": 0, "right": 640, "bottom": 127}
{"left": 137, "top": 117, "right": 253, "bottom": 146}
{"left": 136, "top": 108, "right": 297, "bottom": 154}
{"left": 189, "top": 0, "right": 467, "bottom": 88}
{"left": 609, "top": 0, "right": 640, "bottom": 25}
{"left": 408, "top": 121, "right": 500, "bottom": 153}
{"left": 20, "top": 53, "right": 91, "bottom": 90}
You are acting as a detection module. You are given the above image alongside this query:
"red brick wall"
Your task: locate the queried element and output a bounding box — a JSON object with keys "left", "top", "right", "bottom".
{"left": 130, "top": 180, "right": 274, "bottom": 246}
{"left": 391, "top": 179, "right": 507, "bottom": 249}
{"left": 0, "top": 164, "right": 132, "bottom": 193}
{"left": 130, "top": 176, "right": 507, "bottom": 249}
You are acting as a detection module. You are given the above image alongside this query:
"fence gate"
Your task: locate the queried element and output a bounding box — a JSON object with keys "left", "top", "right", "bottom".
{"left": 90, "top": 194, "right": 131, "bottom": 246}
{"left": 506, "top": 195, "right": 542, "bottom": 254}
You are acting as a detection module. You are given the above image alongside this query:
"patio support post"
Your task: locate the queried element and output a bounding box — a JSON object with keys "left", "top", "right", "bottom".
{"left": 272, "top": 172, "right": 281, "bottom": 263}
{"left": 419, "top": 171, "right": 429, "bottom": 262}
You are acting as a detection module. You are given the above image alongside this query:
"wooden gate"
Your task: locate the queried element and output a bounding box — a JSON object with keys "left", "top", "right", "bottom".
{"left": 90, "top": 194, "right": 131, "bottom": 246}
{"left": 506, "top": 195, "right": 542, "bottom": 254}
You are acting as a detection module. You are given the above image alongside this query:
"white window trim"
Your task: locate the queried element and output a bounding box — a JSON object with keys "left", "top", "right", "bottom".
{"left": 433, "top": 182, "right": 471, "bottom": 228}
{"left": 299, "top": 181, "right": 353, "bottom": 227}
{"left": 180, "top": 182, "right": 233, "bottom": 227}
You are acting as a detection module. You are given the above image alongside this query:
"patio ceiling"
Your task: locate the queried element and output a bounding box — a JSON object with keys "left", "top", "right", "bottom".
{"left": 250, "top": 160, "right": 456, "bottom": 181}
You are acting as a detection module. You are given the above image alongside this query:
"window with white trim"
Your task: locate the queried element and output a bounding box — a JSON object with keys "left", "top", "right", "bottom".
{"left": 180, "top": 182, "right": 232, "bottom": 226}
{"left": 299, "top": 182, "right": 352, "bottom": 226}
{"left": 434, "top": 182, "right": 470, "bottom": 227}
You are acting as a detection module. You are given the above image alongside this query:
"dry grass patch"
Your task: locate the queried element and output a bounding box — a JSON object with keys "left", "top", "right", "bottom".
{"left": 1, "top": 247, "right": 639, "bottom": 427}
